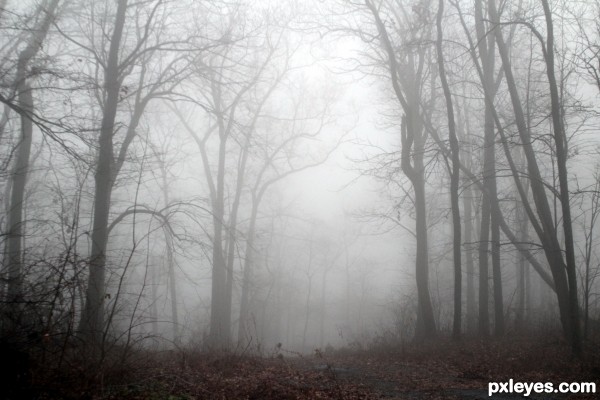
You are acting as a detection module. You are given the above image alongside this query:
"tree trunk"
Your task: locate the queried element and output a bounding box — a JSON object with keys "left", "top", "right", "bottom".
{"left": 225, "top": 142, "right": 249, "bottom": 347}
{"left": 80, "top": 0, "right": 128, "bottom": 347}
{"left": 515, "top": 178, "right": 530, "bottom": 331}
{"left": 435, "top": 0, "right": 461, "bottom": 340}
{"left": 301, "top": 273, "right": 313, "bottom": 351}
{"left": 319, "top": 269, "right": 327, "bottom": 348}
{"left": 6, "top": 0, "right": 60, "bottom": 323}
{"left": 540, "top": 0, "right": 580, "bottom": 356}
{"left": 487, "top": 0, "right": 576, "bottom": 353}
{"left": 165, "top": 234, "right": 178, "bottom": 342}
{"left": 364, "top": 0, "right": 436, "bottom": 340}
{"left": 412, "top": 170, "right": 436, "bottom": 339}
{"left": 478, "top": 194, "right": 490, "bottom": 337}
{"left": 464, "top": 183, "right": 476, "bottom": 333}
{"left": 238, "top": 202, "right": 258, "bottom": 348}
{"left": 458, "top": 92, "right": 476, "bottom": 334}
{"left": 207, "top": 74, "right": 232, "bottom": 348}
{"left": 158, "top": 158, "right": 179, "bottom": 344}
{"left": 150, "top": 244, "right": 158, "bottom": 337}
{"left": 491, "top": 215, "right": 503, "bottom": 336}
{"left": 6, "top": 88, "right": 32, "bottom": 317}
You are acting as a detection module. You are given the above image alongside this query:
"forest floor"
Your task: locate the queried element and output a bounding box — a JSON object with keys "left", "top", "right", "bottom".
{"left": 17, "top": 335, "right": 600, "bottom": 399}
{"left": 289, "top": 336, "right": 600, "bottom": 399}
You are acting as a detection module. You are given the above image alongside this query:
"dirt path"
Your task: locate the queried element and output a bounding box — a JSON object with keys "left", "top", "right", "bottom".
{"left": 300, "top": 359, "right": 571, "bottom": 399}
{"left": 285, "top": 340, "right": 597, "bottom": 399}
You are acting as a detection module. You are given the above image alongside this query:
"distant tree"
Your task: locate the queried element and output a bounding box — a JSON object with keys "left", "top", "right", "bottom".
{"left": 575, "top": 170, "right": 600, "bottom": 339}
{"left": 237, "top": 83, "right": 341, "bottom": 348}
{"left": 576, "top": 0, "right": 600, "bottom": 94}
{"left": 149, "top": 137, "right": 181, "bottom": 344}
{"left": 173, "top": 8, "right": 283, "bottom": 348}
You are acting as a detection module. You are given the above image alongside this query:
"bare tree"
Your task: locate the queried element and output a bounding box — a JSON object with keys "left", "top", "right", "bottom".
{"left": 576, "top": 0, "right": 600, "bottom": 94}
{"left": 467, "top": 0, "right": 582, "bottom": 354}
{"left": 435, "top": 0, "right": 461, "bottom": 340}
{"left": 4, "top": 0, "right": 61, "bottom": 325}
{"left": 173, "top": 8, "right": 284, "bottom": 348}
{"left": 237, "top": 91, "right": 341, "bottom": 347}
{"left": 70, "top": 0, "right": 192, "bottom": 348}
{"left": 576, "top": 171, "right": 600, "bottom": 339}
{"left": 362, "top": 0, "right": 437, "bottom": 339}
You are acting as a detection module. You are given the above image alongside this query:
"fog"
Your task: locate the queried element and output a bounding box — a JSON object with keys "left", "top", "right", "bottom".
{"left": 1, "top": 0, "right": 600, "bottom": 364}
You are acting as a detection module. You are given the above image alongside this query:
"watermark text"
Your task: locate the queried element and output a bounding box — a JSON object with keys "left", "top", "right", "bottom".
{"left": 488, "top": 379, "right": 596, "bottom": 397}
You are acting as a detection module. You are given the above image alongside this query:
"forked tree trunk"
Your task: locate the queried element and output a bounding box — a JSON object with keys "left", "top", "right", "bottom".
{"left": 488, "top": 0, "right": 579, "bottom": 355}
{"left": 540, "top": 0, "right": 580, "bottom": 355}
{"left": 364, "top": 0, "right": 436, "bottom": 340}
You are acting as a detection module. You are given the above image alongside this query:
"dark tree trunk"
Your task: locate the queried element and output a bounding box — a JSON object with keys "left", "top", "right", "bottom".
{"left": 488, "top": 0, "right": 578, "bottom": 355}
{"left": 364, "top": 0, "right": 436, "bottom": 340}
{"left": 464, "top": 184, "right": 476, "bottom": 333}
{"left": 478, "top": 196, "right": 490, "bottom": 337}
{"left": 540, "top": 0, "right": 580, "bottom": 356}
{"left": 458, "top": 94, "right": 477, "bottom": 334}
{"left": 435, "top": 0, "right": 461, "bottom": 340}
{"left": 6, "top": 0, "right": 60, "bottom": 324}
{"left": 80, "top": 0, "right": 128, "bottom": 347}
{"left": 473, "top": 0, "right": 503, "bottom": 338}
{"left": 411, "top": 157, "right": 436, "bottom": 339}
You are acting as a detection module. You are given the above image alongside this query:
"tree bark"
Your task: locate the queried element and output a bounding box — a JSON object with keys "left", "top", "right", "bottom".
{"left": 458, "top": 93, "right": 477, "bottom": 334}
{"left": 6, "top": 0, "right": 60, "bottom": 322}
{"left": 540, "top": 0, "right": 580, "bottom": 356}
{"left": 464, "top": 180, "right": 476, "bottom": 333}
{"left": 487, "top": 0, "right": 576, "bottom": 353}
{"left": 435, "top": 0, "right": 461, "bottom": 340}
{"left": 80, "top": 0, "right": 128, "bottom": 346}
{"left": 364, "top": 0, "right": 436, "bottom": 339}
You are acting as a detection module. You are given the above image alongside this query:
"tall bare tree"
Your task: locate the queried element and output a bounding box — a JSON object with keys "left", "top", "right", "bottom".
{"left": 478, "top": 0, "right": 581, "bottom": 354}
{"left": 174, "top": 10, "right": 283, "bottom": 348}
{"left": 363, "top": 0, "right": 437, "bottom": 339}
{"left": 435, "top": 0, "right": 461, "bottom": 340}
{"left": 5, "top": 0, "right": 61, "bottom": 323}
{"left": 237, "top": 89, "right": 341, "bottom": 348}
{"left": 474, "top": 0, "right": 504, "bottom": 337}
{"left": 74, "top": 0, "right": 191, "bottom": 347}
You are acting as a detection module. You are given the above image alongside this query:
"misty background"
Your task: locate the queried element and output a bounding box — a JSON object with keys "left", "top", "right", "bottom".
{"left": 0, "top": 0, "right": 599, "bottom": 360}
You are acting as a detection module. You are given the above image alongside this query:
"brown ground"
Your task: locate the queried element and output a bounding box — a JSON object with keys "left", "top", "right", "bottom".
{"left": 22, "top": 336, "right": 600, "bottom": 399}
